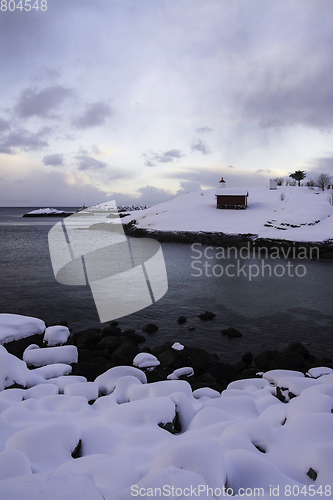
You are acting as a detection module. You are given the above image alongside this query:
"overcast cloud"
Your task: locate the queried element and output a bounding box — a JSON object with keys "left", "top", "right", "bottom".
{"left": 1, "top": 0, "right": 333, "bottom": 206}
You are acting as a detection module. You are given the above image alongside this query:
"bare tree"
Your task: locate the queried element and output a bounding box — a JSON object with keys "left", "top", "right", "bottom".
{"left": 306, "top": 179, "right": 316, "bottom": 189}
{"left": 274, "top": 177, "right": 284, "bottom": 186}
{"left": 315, "top": 173, "right": 331, "bottom": 191}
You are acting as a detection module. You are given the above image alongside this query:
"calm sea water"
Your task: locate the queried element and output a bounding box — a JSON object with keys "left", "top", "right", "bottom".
{"left": 0, "top": 207, "right": 332, "bottom": 364}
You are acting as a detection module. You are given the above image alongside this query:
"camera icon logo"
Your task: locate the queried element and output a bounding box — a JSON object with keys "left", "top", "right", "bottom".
{"left": 48, "top": 201, "right": 168, "bottom": 323}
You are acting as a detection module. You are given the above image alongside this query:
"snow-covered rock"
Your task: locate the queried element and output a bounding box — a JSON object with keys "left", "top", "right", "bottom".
{"left": 43, "top": 326, "right": 70, "bottom": 346}
{"left": 23, "top": 345, "right": 78, "bottom": 367}
{"left": 167, "top": 367, "right": 194, "bottom": 380}
{"left": 0, "top": 314, "right": 45, "bottom": 345}
{"left": 1, "top": 345, "right": 333, "bottom": 499}
{"left": 133, "top": 352, "right": 160, "bottom": 368}
{"left": 171, "top": 342, "right": 184, "bottom": 351}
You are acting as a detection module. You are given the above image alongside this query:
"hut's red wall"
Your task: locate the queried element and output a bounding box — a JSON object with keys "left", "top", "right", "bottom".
{"left": 216, "top": 195, "right": 247, "bottom": 206}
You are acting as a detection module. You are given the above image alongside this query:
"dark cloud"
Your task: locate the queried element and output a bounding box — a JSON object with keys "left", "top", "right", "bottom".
{"left": 143, "top": 149, "right": 185, "bottom": 167}
{"left": 75, "top": 155, "right": 107, "bottom": 171}
{"left": 78, "top": 144, "right": 102, "bottom": 156}
{"left": 309, "top": 156, "right": 333, "bottom": 173}
{"left": 195, "top": 126, "right": 213, "bottom": 133}
{"left": 259, "top": 118, "right": 286, "bottom": 129}
{"left": 191, "top": 139, "right": 211, "bottom": 155}
{"left": 228, "top": 165, "right": 235, "bottom": 168}
{"left": 0, "top": 128, "right": 49, "bottom": 154}
{"left": 73, "top": 102, "right": 113, "bottom": 129}
{"left": 0, "top": 118, "right": 10, "bottom": 132}
{"left": 43, "top": 154, "right": 65, "bottom": 167}
{"left": 0, "top": 170, "right": 109, "bottom": 207}
{"left": 257, "top": 169, "right": 272, "bottom": 173}
{"left": 136, "top": 185, "right": 176, "bottom": 206}
{"left": 15, "top": 85, "right": 73, "bottom": 118}
{"left": 176, "top": 180, "right": 202, "bottom": 196}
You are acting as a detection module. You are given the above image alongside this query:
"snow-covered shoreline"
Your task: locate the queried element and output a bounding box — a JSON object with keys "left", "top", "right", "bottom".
{"left": 1, "top": 314, "right": 333, "bottom": 499}
{"left": 122, "top": 187, "right": 333, "bottom": 250}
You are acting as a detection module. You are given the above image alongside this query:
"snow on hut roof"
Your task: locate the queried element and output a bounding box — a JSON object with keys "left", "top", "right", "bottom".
{"left": 215, "top": 188, "right": 249, "bottom": 196}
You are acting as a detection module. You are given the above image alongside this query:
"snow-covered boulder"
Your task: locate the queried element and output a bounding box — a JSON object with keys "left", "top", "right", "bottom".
{"left": 167, "top": 367, "right": 194, "bottom": 380}
{"left": 171, "top": 342, "right": 184, "bottom": 351}
{"left": 0, "top": 314, "right": 45, "bottom": 346}
{"left": 23, "top": 345, "right": 78, "bottom": 367}
{"left": 133, "top": 352, "right": 160, "bottom": 368}
{"left": 43, "top": 326, "right": 70, "bottom": 346}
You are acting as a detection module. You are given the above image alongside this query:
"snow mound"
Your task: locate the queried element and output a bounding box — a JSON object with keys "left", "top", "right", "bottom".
{"left": 43, "top": 326, "right": 70, "bottom": 346}
{"left": 25, "top": 208, "right": 72, "bottom": 215}
{"left": 133, "top": 352, "right": 160, "bottom": 368}
{"left": 171, "top": 342, "right": 184, "bottom": 351}
{"left": 23, "top": 345, "right": 78, "bottom": 367}
{"left": 167, "top": 367, "right": 194, "bottom": 380}
{"left": 0, "top": 314, "right": 45, "bottom": 345}
{"left": 1, "top": 345, "right": 333, "bottom": 498}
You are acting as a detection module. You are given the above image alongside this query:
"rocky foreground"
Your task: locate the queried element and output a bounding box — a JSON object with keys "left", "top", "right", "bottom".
{"left": 3, "top": 314, "right": 333, "bottom": 394}
{"left": 1, "top": 314, "right": 333, "bottom": 499}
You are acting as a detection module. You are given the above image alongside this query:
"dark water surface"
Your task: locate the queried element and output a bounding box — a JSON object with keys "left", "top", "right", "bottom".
{"left": 0, "top": 207, "right": 332, "bottom": 364}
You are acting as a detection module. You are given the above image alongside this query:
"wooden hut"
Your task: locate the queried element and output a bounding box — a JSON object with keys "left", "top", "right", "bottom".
{"left": 215, "top": 188, "right": 249, "bottom": 209}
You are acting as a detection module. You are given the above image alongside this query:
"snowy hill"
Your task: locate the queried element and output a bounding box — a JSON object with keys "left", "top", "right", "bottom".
{"left": 123, "top": 187, "right": 333, "bottom": 243}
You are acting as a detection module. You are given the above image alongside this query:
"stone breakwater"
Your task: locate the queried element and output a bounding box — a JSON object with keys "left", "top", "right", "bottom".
{"left": 4, "top": 318, "right": 333, "bottom": 393}
{"left": 124, "top": 223, "right": 333, "bottom": 259}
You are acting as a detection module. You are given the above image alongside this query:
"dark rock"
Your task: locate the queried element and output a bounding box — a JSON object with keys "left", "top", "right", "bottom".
{"left": 144, "top": 364, "right": 173, "bottom": 383}
{"left": 71, "top": 439, "right": 82, "bottom": 459}
{"left": 101, "top": 326, "right": 122, "bottom": 338}
{"left": 242, "top": 351, "right": 253, "bottom": 365}
{"left": 198, "top": 311, "right": 216, "bottom": 320}
{"left": 254, "top": 350, "right": 280, "bottom": 370}
{"left": 313, "top": 357, "right": 333, "bottom": 368}
{"left": 234, "top": 361, "right": 246, "bottom": 374}
{"left": 78, "top": 349, "right": 95, "bottom": 362}
{"left": 77, "top": 359, "right": 111, "bottom": 380}
{"left": 207, "top": 364, "right": 238, "bottom": 385}
{"left": 142, "top": 323, "right": 159, "bottom": 334}
{"left": 157, "top": 345, "right": 219, "bottom": 376}
{"left": 221, "top": 327, "right": 242, "bottom": 338}
{"left": 177, "top": 316, "right": 187, "bottom": 324}
{"left": 95, "top": 336, "right": 126, "bottom": 353}
{"left": 282, "top": 342, "right": 311, "bottom": 360}
{"left": 122, "top": 329, "right": 136, "bottom": 336}
{"left": 158, "top": 411, "right": 181, "bottom": 434}
{"left": 240, "top": 368, "right": 262, "bottom": 379}
{"left": 191, "top": 373, "right": 223, "bottom": 393}
{"left": 152, "top": 342, "right": 173, "bottom": 357}
{"left": 269, "top": 352, "right": 311, "bottom": 372}
{"left": 275, "top": 387, "right": 286, "bottom": 403}
{"left": 109, "top": 341, "right": 139, "bottom": 365}
{"left": 125, "top": 332, "right": 146, "bottom": 343}
{"left": 3, "top": 333, "right": 44, "bottom": 359}
{"left": 307, "top": 468, "right": 318, "bottom": 481}
{"left": 72, "top": 329, "right": 101, "bottom": 347}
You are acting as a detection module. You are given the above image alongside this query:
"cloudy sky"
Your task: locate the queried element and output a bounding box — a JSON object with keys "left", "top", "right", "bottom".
{"left": 1, "top": 0, "right": 333, "bottom": 207}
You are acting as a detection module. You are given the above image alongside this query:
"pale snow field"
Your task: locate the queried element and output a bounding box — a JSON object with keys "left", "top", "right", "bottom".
{"left": 121, "top": 186, "right": 333, "bottom": 242}
{"left": 0, "top": 314, "right": 333, "bottom": 499}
